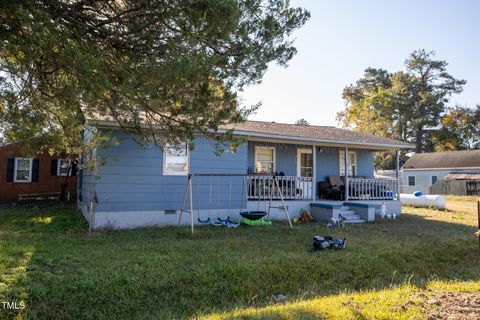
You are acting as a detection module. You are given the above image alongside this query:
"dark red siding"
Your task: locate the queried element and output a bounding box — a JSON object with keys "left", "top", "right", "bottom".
{"left": 0, "top": 144, "right": 76, "bottom": 202}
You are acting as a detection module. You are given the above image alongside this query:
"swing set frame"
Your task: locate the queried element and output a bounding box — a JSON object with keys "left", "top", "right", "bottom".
{"left": 177, "top": 173, "right": 293, "bottom": 234}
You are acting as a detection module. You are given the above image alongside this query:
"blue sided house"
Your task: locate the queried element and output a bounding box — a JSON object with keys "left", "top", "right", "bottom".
{"left": 78, "top": 119, "right": 413, "bottom": 229}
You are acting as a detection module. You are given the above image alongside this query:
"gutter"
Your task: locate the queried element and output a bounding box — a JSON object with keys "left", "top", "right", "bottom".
{"left": 401, "top": 167, "right": 480, "bottom": 171}
{"left": 232, "top": 130, "right": 414, "bottom": 150}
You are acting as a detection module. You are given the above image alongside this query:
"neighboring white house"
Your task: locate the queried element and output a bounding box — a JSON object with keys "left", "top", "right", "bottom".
{"left": 400, "top": 149, "right": 480, "bottom": 194}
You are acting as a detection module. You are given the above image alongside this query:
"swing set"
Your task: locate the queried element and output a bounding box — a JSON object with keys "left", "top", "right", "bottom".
{"left": 177, "top": 173, "right": 293, "bottom": 234}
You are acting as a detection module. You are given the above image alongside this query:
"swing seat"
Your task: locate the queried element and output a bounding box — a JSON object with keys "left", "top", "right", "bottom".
{"left": 212, "top": 217, "right": 240, "bottom": 228}
{"left": 198, "top": 217, "right": 211, "bottom": 224}
{"left": 239, "top": 211, "right": 267, "bottom": 221}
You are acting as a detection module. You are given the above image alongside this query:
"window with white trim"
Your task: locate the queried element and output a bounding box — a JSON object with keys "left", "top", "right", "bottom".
{"left": 57, "top": 159, "right": 71, "bottom": 176}
{"left": 255, "top": 146, "right": 275, "bottom": 174}
{"left": 339, "top": 151, "right": 357, "bottom": 176}
{"left": 298, "top": 148, "right": 313, "bottom": 177}
{"left": 408, "top": 176, "right": 416, "bottom": 186}
{"left": 431, "top": 175, "right": 438, "bottom": 185}
{"left": 163, "top": 143, "right": 188, "bottom": 175}
{"left": 14, "top": 158, "right": 33, "bottom": 182}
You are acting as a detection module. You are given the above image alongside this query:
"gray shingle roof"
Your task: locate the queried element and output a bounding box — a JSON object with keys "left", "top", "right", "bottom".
{"left": 223, "top": 121, "right": 413, "bottom": 149}
{"left": 85, "top": 112, "right": 413, "bottom": 149}
{"left": 402, "top": 150, "right": 480, "bottom": 169}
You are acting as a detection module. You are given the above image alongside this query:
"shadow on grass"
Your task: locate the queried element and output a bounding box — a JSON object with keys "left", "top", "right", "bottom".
{"left": 0, "top": 205, "right": 479, "bottom": 319}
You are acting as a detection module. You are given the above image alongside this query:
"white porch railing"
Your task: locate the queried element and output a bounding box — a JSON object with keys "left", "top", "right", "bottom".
{"left": 247, "top": 175, "right": 313, "bottom": 200}
{"left": 348, "top": 178, "right": 399, "bottom": 200}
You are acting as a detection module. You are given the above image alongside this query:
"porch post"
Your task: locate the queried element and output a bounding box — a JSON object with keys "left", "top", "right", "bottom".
{"left": 395, "top": 150, "right": 400, "bottom": 200}
{"left": 312, "top": 145, "right": 316, "bottom": 200}
{"left": 344, "top": 147, "right": 349, "bottom": 201}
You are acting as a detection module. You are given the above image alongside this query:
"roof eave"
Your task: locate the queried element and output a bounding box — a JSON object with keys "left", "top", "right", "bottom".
{"left": 86, "top": 119, "right": 414, "bottom": 150}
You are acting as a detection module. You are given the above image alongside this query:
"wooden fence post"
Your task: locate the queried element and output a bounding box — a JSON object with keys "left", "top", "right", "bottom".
{"left": 477, "top": 201, "right": 480, "bottom": 250}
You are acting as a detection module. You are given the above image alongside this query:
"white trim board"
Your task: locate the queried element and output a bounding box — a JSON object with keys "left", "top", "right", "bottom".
{"left": 402, "top": 167, "right": 480, "bottom": 171}
{"left": 86, "top": 200, "right": 402, "bottom": 230}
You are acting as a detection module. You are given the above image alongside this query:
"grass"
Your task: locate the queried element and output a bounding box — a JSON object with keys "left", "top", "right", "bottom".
{"left": 0, "top": 196, "right": 479, "bottom": 319}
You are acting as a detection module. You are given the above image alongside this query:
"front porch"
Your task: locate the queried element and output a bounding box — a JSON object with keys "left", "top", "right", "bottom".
{"left": 246, "top": 140, "right": 401, "bottom": 202}
{"left": 246, "top": 175, "right": 399, "bottom": 201}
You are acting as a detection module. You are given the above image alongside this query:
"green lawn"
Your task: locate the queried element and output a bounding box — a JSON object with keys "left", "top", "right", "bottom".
{"left": 0, "top": 197, "right": 479, "bottom": 319}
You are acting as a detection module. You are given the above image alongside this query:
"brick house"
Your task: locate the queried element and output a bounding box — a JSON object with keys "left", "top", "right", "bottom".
{"left": 0, "top": 142, "right": 77, "bottom": 203}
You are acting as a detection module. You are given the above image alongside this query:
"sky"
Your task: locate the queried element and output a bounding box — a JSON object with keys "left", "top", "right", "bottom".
{"left": 241, "top": 0, "right": 480, "bottom": 126}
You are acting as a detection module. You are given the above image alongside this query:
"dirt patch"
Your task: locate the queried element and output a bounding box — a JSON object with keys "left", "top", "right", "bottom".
{"left": 422, "top": 291, "right": 480, "bottom": 320}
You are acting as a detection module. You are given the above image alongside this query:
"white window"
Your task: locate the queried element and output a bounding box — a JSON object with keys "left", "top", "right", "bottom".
{"left": 431, "top": 176, "right": 438, "bottom": 185}
{"left": 255, "top": 146, "right": 275, "bottom": 174}
{"left": 163, "top": 143, "right": 188, "bottom": 175}
{"left": 57, "top": 159, "right": 71, "bottom": 176}
{"left": 408, "top": 176, "right": 416, "bottom": 186}
{"left": 339, "top": 151, "right": 357, "bottom": 176}
{"left": 14, "top": 158, "right": 33, "bottom": 183}
{"left": 297, "top": 148, "right": 313, "bottom": 177}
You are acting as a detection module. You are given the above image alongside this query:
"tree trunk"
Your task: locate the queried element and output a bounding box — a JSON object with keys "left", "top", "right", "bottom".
{"left": 60, "top": 176, "right": 69, "bottom": 202}
{"left": 59, "top": 162, "right": 72, "bottom": 202}
{"left": 415, "top": 125, "right": 424, "bottom": 153}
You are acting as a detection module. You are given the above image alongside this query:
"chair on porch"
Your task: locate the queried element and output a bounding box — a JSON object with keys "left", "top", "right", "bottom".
{"left": 318, "top": 176, "right": 345, "bottom": 200}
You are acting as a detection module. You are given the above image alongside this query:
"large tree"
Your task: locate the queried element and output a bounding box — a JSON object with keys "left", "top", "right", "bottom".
{"left": 405, "top": 50, "right": 466, "bottom": 152}
{"left": 338, "top": 50, "right": 466, "bottom": 161}
{"left": 433, "top": 105, "right": 480, "bottom": 151}
{"left": 0, "top": 0, "right": 309, "bottom": 160}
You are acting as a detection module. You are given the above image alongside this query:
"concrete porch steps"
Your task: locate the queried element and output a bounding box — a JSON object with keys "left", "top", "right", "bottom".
{"left": 339, "top": 213, "right": 360, "bottom": 220}
{"left": 310, "top": 202, "right": 373, "bottom": 224}
{"left": 343, "top": 219, "right": 366, "bottom": 224}
{"left": 339, "top": 209, "right": 356, "bottom": 215}
{"left": 339, "top": 206, "right": 365, "bottom": 224}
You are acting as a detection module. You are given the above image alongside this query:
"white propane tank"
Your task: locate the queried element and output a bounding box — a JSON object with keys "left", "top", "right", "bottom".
{"left": 400, "top": 193, "right": 446, "bottom": 209}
